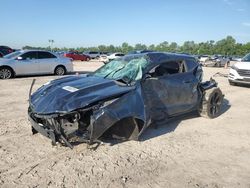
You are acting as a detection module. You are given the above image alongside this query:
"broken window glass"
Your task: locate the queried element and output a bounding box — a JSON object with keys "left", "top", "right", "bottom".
{"left": 94, "top": 56, "right": 150, "bottom": 83}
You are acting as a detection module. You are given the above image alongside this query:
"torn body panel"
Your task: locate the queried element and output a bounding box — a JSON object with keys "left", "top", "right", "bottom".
{"left": 89, "top": 85, "right": 146, "bottom": 142}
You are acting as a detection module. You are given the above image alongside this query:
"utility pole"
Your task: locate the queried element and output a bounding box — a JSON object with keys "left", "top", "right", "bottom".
{"left": 48, "top": 39, "right": 54, "bottom": 51}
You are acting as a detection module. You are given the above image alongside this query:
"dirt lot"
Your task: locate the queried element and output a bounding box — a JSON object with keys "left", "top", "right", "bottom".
{"left": 0, "top": 61, "right": 250, "bottom": 188}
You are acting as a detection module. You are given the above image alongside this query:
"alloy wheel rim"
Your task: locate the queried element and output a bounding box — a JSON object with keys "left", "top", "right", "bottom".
{"left": 0, "top": 69, "right": 11, "bottom": 79}
{"left": 56, "top": 67, "right": 64, "bottom": 75}
{"left": 209, "top": 93, "right": 221, "bottom": 116}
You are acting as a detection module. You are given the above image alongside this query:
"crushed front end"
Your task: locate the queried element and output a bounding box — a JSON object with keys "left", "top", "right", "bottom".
{"left": 28, "top": 105, "right": 98, "bottom": 149}
{"left": 28, "top": 79, "right": 146, "bottom": 149}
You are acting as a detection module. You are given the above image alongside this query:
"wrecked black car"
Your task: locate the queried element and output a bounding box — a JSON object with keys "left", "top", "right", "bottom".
{"left": 28, "top": 52, "right": 224, "bottom": 148}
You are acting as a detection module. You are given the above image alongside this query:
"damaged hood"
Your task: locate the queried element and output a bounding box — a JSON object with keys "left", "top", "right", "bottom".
{"left": 30, "top": 75, "right": 135, "bottom": 114}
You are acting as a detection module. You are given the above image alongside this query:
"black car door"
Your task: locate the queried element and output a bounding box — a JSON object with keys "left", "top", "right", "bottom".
{"left": 158, "top": 71, "right": 199, "bottom": 115}
{"left": 142, "top": 60, "right": 199, "bottom": 120}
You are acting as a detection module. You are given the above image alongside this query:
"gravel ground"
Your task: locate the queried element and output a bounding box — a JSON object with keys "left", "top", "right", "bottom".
{"left": 0, "top": 61, "right": 250, "bottom": 188}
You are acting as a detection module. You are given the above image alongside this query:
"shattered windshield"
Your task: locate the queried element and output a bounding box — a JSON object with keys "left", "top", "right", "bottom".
{"left": 93, "top": 56, "right": 150, "bottom": 83}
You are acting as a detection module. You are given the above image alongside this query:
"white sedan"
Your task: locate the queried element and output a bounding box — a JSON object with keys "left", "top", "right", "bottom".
{"left": 0, "top": 50, "right": 73, "bottom": 79}
{"left": 228, "top": 53, "right": 250, "bottom": 85}
{"left": 107, "top": 52, "right": 125, "bottom": 61}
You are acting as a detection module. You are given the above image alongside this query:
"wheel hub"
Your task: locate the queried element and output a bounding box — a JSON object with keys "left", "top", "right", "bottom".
{"left": 56, "top": 68, "right": 64, "bottom": 75}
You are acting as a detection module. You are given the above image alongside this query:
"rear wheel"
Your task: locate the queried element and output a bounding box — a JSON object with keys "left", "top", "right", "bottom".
{"left": 0, "top": 67, "right": 13, "bottom": 79}
{"left": 54, "top": 66, "right": 66, "bottom": 75}
{"left": 199, "top": 87, "right": 224, "bottom": 118}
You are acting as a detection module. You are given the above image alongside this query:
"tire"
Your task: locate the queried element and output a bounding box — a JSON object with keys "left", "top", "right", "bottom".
{"left": 0, "top": 67, "right": 13, "bottom": 79}
{"left": 54, "top": 66, "right": 66, "bottom": 76}
{"left": 199, "top": 87, "right": 224, "bottom": 119}
{"left": 216, "top": 62, "right": 221, "bottom": 67}
{"left": 229, "top": 80, "right": 236, "bottom": 86}
{"left": 86, "top": 57, "right": 90, "bottom": 61}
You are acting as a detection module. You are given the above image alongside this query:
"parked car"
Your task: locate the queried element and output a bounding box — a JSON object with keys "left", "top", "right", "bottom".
{"left": 100, "top": 52, "right": 110, "bottom": 55}
{"left": 64, "top": 52, "right": 90, "bottom": 61}
{"left": 107, "top": 52, "right": 125, "bottom": 60}
{"left": 228, "top": 53, "right": 250, "bottom": 85}
{"left": 28, "top": 52, "right": 223, "bottom": 148}
{"left": 0, "top": 46, "right": 14, "bottom": 57}
{"left": 199, "top": 55, "right": 210, "bottom": 63}
{"left": 202, "top": 55, "right": 230, "bottom": 67}
{"left": 84, "top": 51, "right": 101, "bottom": 59}
{"left": 231, "top": 56, "right": 242, "bottom": 62}
{"left": 98, "top": 54, "right": 109, "bottom": 64}
{"left": 0, "top": 50, "right": 73, "bottom": 79}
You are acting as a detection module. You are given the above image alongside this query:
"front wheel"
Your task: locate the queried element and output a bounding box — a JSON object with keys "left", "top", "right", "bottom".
{"left": 215, "top": 62, "right": 221, "bottom": 67}
{"left": 0, "top": 67, "right": 13, "bottom": 79}
{"left": 199, "top": 87, "right": 224, "bottom": 118}
{"left": 54, "top": 66, "right": 66, "bottom": 76}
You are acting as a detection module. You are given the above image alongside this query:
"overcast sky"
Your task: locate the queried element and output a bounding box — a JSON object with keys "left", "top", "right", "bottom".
{"left": 0, "top": 0, "right": 250, "bottom": 48}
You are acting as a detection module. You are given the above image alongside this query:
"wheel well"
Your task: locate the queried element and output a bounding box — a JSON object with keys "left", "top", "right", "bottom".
{"left": 101, "top": 117, "right": 144, "bottom": 140}
{"left": 0, "top": 65, "right": 15, "bottom": 76}
{"left": 54, "top": 65, "right": 66, "bottom": 73}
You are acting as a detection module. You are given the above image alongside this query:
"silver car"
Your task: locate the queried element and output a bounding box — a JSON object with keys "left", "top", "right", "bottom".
{"left": 0, "top": 50, "right": 73, "bottom": 79}
{"left": 202, "top": 56, "right": 230, "bottom": 67}
{"left": 83, "top": 51, "right": 101, "bottom": 59}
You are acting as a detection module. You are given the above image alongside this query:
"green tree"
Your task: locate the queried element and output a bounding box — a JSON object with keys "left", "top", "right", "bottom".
{"left": 169, "top": 42, "right": 178, "bottom": 52}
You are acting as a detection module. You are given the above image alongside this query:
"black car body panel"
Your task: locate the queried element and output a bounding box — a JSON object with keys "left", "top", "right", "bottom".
{"left": 28, "top": 52, "right": 219, "bottom": 148}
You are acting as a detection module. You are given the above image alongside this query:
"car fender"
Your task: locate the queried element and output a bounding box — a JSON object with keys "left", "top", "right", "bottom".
{"left": 0, "top": 64, "right": 16, "bottom": 76}
{"left": 89, "top": 86, "right": 146, "bottom": 142}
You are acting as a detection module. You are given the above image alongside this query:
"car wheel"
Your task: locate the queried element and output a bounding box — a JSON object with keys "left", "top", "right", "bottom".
{"left": 199, "top": 87, "right": 224, "bottom": 118}
{"left": 216, "top": 62, "right": 220, "bottom": 67}
{"left": 0, "top": 67, "right": 13, "bottom": 79}
{"left": 86, "top": 57, "right": 90, "bottom": 61}
{"left": 54, "top": 66, "right": 66, "bottom": 76}
{"left": 229, "top": 80, "right": 236, "bottom": 86}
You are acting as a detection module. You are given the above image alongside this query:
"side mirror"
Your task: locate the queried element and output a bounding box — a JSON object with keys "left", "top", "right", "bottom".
{"left": 17, "top": 56, "right": 23, "bottom": 60}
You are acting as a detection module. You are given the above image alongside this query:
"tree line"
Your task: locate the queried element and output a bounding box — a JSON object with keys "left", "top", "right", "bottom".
{"left": 23, "top": 36, "right": 250, "bottom": 56}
